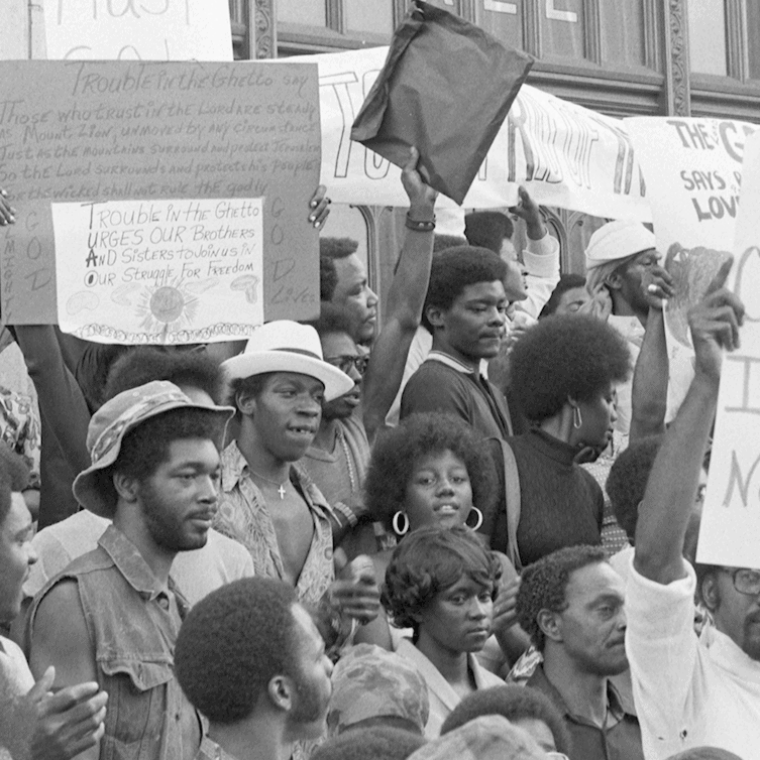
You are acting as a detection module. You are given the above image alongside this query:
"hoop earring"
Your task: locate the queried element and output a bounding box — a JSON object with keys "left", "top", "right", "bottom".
{"left": 466, "top": 507, "right": 483, "bottom": 532}
{"left": 392, "top": 511, "right": 410, "bottom": 536}
{"left": 572, "top": 406, "right": 583, "bottom": 429}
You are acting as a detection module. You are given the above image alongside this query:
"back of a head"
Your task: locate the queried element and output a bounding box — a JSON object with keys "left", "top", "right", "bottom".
{"left": 105, "top": 346, "right": 225, "bottom": 404}
{"left": 507, "top": 313, "right": 631, "bottom": 423}
{"left": 665, "top": 750, "right": 744, "bottom": 760}
{"left": 422, "top": 246, "right": 508, "bottom": 332}
{"left": 327, "top": 644, "right": 429, "bottom": 737}
{"left": 440, "top": 685, "right": 571, "bottom": 755}
{"left": 408, "top": 715, "right": 545, "bottom": 760}
{"left": 606, "top": 435, "right": 663, "bottom": 542}
{"left": 464, "top": 211, "right": 513, "bottom": 254}
{"left": 312, "top": 727, "right": 425, "bottom": 760}
{"left": 175, "top": 577, "right": 298, "bottom": 724}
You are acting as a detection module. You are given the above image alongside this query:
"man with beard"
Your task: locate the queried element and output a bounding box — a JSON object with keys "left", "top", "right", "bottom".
{"left": 174, "top": 577, "right": 333, "bottom": 760}
{"left": 627, "top": 265, "right": 759, "bottom": 758}
{"left": 516, "top": 545, "right": 644, "bottom": 760}
{"left": 26, "top": 381, "right": 234, "bottom": 760}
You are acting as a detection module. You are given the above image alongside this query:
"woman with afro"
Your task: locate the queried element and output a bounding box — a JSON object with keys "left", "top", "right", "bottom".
{"left": 355, "top": 413, "right": 527, "bottom": 665}
{"left": 486, "top": 314, "right": 631, "bottom": 567}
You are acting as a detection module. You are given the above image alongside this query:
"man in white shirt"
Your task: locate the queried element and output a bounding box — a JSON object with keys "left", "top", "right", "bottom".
{"left": 626, "top": 265, "right": 760, "bottom": 759}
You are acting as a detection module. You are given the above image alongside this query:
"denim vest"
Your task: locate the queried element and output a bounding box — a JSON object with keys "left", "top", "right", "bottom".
{"left": 29, "top": 526, "right": 200, "bottom": 760}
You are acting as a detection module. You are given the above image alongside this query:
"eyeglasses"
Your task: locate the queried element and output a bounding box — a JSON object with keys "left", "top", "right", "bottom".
{"left": 721, "top": 568, "right": 760, "bottom": 596}
{"left": 325, "top": 355, "right": 369, "bottom": 375}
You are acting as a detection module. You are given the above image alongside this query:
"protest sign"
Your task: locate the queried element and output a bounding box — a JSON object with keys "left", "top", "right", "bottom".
{"left": 626, "top": 117, "right": 757, "bottom": 350}
{"left": 42, "top": 0, "right": 233, "bottom": 61}
{"left": 0, "top": 60, "right": 321, "bottom": 327}
{"left": 53, "top": 198, "right": 263, "bottom": 343}
{"left": 301, "top": 46, "right": 651, "bottom": 219}
{"left": 696, "top": 129, "right": 760, "bottom": 569}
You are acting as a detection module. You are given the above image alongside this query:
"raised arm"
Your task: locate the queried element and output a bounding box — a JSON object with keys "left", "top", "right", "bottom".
{"left": 361, "top": 147, "right": 437, "bottom": 443}
{"left": 629, "top": 264, "right": 675, "bottom": 442}
{"left": 634, "top": 260, "right": 743, "bottom": 584}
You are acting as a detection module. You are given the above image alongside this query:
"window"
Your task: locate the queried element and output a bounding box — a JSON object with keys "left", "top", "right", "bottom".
{"left": 276, "top": 0, "right": 403, "bottom": 52}
{"left": 687, "top": 0, "right": 728, "bottom": 76}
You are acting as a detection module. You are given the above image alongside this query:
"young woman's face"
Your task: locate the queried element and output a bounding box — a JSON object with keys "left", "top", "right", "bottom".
{"left": 416, "top": 574, "right": 494, "bottom": 655}
{"left": 404, "top": 449, "right": 474, "bottom": 532}
{"left": 574, "top": 382, "right": 618, "bottom": 450}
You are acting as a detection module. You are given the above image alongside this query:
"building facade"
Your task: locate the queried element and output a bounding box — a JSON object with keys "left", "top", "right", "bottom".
{"left": 3, "top": 1, "right": 759, "bottom": 306}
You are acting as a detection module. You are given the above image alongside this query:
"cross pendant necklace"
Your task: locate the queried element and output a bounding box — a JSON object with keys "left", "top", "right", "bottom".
{"left": 250, "top": 469, "right": 289, "bottom": 500}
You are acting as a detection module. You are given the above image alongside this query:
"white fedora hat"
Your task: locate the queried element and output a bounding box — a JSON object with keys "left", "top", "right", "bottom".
{"left": 585, "top": 220, "right": 656, "bottom": 270}
{"left": 222, "top": 320, "right": 354, "bottom": 402}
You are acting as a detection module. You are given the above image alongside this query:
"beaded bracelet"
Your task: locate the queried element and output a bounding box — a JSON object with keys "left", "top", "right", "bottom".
{"left": 333, "top": 501, "right": 359, "bottom": 528}
{"left": 405, "top": 212, "right": 436, "bottom": 232}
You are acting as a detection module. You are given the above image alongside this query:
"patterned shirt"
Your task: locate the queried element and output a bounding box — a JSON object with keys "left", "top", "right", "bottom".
{"left": 0, "top": 386, "right": 40, "bottom": 489}
{"left": 195, "top": 737, "right": 239, "bottom": 760}
{"left": 214, "top": 441, "right": 334, "bottom": 605}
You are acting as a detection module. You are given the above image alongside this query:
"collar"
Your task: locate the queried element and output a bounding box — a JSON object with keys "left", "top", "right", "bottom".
{"left": 524, "top": 429, "right": 579, "bottom": 468}
{"left": 528, "top": 664, "right": 630, "bottom": 725}
{"left": 702, "top": 622, "right": 760, "bottom": 681}
{"left": 427, "top": 351, "right": 491, "bottom": 378}
{"left": 197, "top": 736, "right": 242, "bottom": 760}
{"left": 98, "top": 525, "right": 184, "bottom": 608}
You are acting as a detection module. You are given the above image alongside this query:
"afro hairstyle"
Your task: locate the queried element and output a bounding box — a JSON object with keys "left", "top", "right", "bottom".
{"left": 320, "top": 237, "right": 359, "bottom": 261}
{"left": 539, "top": 274, "right": 588, "bottom": 319}
{"left": 382, "top": 526, "right": 502, "bottom": 636}
{"left": 175, "top": 577, "right": 302, "bottom": 723}
{"left": 605, "top": 435, "right": 663, "bottom": 542}
{"left": 516, "top": 544, "right": 608, "bottom": 652}
{"left": 320, "top": 255, "right": 339, "bottom": 302}
{"left": 365, "top": 412, "right": 496, "bottom": 531}
{"left": 464, "top": 211, "right": 514, "bottom": 254}
{"left": 440, "top": 684, "right": 571, "bottom": 755}
{"left": 507, "top": 314, "right": 631, "bottom": 422}
{"left": 421, "top": 246, "right": 508, "bottom": 332}
{"left": 0, "top": 445, "right": 30, "bottom": 525}
{"left": 104, "top": 346, "right": 225, "bottom": 405}
{"left": 311, "top": 727, "right": 425, "bottom": 760}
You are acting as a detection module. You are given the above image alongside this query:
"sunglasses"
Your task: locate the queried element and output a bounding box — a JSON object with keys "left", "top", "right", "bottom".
{"left": 325, "top": 354, "right": 369, "bottom": 375}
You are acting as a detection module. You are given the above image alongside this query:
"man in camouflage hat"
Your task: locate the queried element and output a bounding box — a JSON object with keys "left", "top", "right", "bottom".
{"left": 326, "top": 644, "right": 429, "bottom": 737}
{"left": 27, "top": 381, "right": 233, "bottom": 760}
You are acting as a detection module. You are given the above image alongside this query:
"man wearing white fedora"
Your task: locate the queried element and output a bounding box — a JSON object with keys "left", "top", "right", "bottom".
{"left": 217, "top": 321, "right": 380, "bottom": 624}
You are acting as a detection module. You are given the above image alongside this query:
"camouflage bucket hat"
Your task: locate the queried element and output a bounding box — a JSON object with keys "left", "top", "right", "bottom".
{"left": 327, "top": 644, "right": 429, "bottom": 736}
{"left": 73, "top": 380, "right": 234, "bottom": 518}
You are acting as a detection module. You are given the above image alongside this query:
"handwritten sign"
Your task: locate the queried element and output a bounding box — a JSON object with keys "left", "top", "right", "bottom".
{"left": 292, "top": 46, "right": 651, "bottom": 219}
{"left": 625, "top": 117, "right": 756, "bottom": 251}
{"left": 43, "top": 0, "right": 233, "bottom": 61}
{"left": 53, "top": 198, "right": 263, "bottom": 343}
{"left": 0, "top": 60, "right": 321, "bottom": 325}
{"left": 697, "top": 129, "right": 760, "bottom": 569}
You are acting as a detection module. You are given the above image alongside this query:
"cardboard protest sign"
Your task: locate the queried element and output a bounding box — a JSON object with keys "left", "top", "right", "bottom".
{"left": 304, "top": 46, "right": 650, "bottom": 220}
{"left": 626, "top": 117, "right": 756, "bottom": 349}
{"left": 53, "top": 198, "right": 263, "bottom": 343}
{"left": 0, "top": 60, "right": 321, "bottom": 327}
{"left": 697, "top": 129, "right": 760, "bottom": 569}
{"left": 42, "top": 0, "right": 233, "bottom": 61}
{"left": 351, "top": 1, "right": 532, "bottom": 204}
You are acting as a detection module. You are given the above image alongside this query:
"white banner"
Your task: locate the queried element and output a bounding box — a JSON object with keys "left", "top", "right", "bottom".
{"left": 697, "top": 129, "right": 760, "bottom": 568}
{"left": 53, "top": 198, "right": 264, "bottom": 344}
{"left": 300, "top": 46, "right": 651, "bottom": 219}
{"left": 42, "top": 0, "right": 233, "bottom": 61}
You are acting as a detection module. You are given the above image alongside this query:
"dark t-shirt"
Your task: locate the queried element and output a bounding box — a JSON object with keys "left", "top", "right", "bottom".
{"left": 400, "top": 358, "right": 512, "bottom": 439}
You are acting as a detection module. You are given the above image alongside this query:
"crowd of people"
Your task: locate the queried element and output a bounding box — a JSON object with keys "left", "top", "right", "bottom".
{"left": 0, "top": 139, "right": 757, "bottom": 760}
